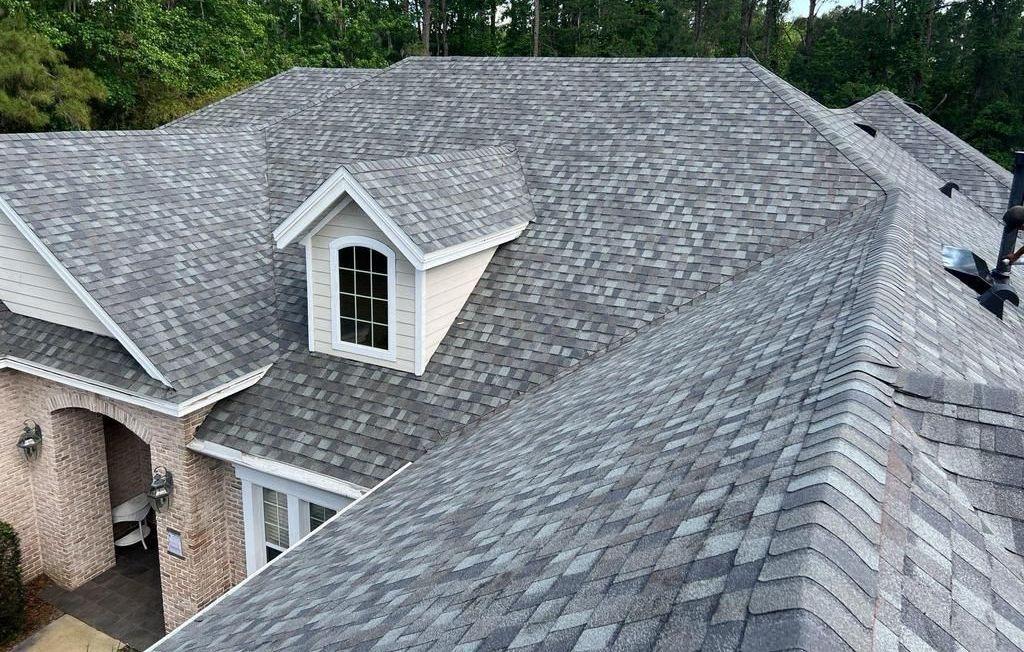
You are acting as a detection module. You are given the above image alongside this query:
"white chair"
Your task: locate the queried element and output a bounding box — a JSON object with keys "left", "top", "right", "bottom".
{"left": 112, "top": 493, "right": 152, "bottom": 550}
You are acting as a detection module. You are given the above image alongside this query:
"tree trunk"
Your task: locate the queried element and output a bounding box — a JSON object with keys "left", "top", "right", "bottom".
{"left": 422, "top": 0, "right": 431, "bottom": 54}
{"left": 694, "top": 0, "right": 705, "bottom": 53}
{"left": 804, "top": 0, "right": 817, "bottom": 51}
{"left": 441, "top": 0, "right": 448, "bottom": 56}
{"left": 762, "top": 0, "right": 778, "bottom": 65}
{"left": 338, "top": 0, "right": 344, "bottom": 36}
{"left": 533, "top": 0, "right": 540, "bottom": 56}
{"left": 739, "top": 0, "right": 755, "bottom": 56}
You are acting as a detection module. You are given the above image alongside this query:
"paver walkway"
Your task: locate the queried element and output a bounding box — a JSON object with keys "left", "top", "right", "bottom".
{"left": 39, "top": 543, "right": 164, "bottom": 650}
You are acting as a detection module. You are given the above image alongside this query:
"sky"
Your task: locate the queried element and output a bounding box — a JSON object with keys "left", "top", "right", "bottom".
{"left": 786, "top": 0, "right": 859, "bottom": 18}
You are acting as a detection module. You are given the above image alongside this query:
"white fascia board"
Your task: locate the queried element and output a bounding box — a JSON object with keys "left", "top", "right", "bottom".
{"left": 275, "top": 168, "right": 529, "bottom": 271}
{"left": 0, "top": 196, "right": 172, "bottom": 388}
{"left": 0, "top": 356, "right": 271, "bottom": 418}
{"left": 187, "top": 438, "right": 369, "bottom": 501}
{"left": 419, "top": 223, "right": 529, "bottom": 269}
{"left": 274, "top": 167, "right": 427, "bottom": 267}
{"left": 147, "top": 460, "right": 410, "bottom": 652}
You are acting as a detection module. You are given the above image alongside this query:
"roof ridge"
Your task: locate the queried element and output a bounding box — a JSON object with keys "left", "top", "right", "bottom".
{"left": 741, "top": 60, "right": 899, "bottom": 196}
{"left": 260, "top": 60, "right": 412, "bottom": 133}
{"left": 865, "top": 91, "right": 1012, "bottom": 188}
{"left": 160, "top": 67, "right": 304, "bottom": 130}
{"left": 343, "top": 144, "right": 518, "bottom": 173}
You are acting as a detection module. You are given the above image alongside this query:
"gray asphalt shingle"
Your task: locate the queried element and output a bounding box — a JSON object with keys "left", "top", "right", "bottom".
{"left": 4, "top": 57, "right": 1024, "bottom": 651}
{"left": 342, "top": 145, "right": 535, "bottom": 254}
{"left": 0, "top": 130, "right": 277, "bottom": 395}
{"left": 164, "top": 67, "right": 379, "bottom": 130}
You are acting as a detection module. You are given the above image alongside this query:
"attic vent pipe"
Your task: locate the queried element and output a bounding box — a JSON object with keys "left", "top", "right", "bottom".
{"left": 855, "top": 123, "right": 877, "bottom": 137}
{"left": 940, "top": 182, "right": 960, "bottom": 197}
{"left": 941, "top": 151, "right": 1024, "bottom": 318}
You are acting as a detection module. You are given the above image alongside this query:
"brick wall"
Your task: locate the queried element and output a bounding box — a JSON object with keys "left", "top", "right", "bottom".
{"left": 0, "top": 370, "right": 41, "bottom": 579}
{"left": 0, "top": 371, "right": 248, "bottom": 633}
{"left": 104, "top": 417, "right": 152, "bottom": 508}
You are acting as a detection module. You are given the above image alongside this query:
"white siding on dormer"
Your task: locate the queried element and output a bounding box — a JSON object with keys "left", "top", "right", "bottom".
{"left": 308, "top": 199, "right": 417, "bottom": 373}
{"left": 0, "top": 212, "right": 111, "bottom": 336}
{"left": 423, "top": 247, "right": 496, "bottom": 362}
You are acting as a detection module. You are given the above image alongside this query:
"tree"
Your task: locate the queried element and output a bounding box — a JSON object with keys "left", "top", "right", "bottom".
{"left": 0, "top": 18, "right": 106, "bottom": 131}
{"left": 532, "top": 0, "right": 539, "bottom": 55}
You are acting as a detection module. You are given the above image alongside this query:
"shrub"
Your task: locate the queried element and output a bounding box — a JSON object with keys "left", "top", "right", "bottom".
{"left": 0, "top": 522, "right": 25, "bottom": 644}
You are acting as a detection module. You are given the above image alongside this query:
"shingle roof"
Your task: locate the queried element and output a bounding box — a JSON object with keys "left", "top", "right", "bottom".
{"left": 341, "top": 145, "right": 535, "bottom": 255}
{"left": 157, "top": 179, "right": 1024, "bottom": 652}
{"left": 852, "top": 91, "right": 1013, "bottom": 216}
{"left": 155, "top": 58, "right": 1024, "bottom": 651}
{"left": 164, "top": 67, "right": 379, "bottom": 130}
{"left": 197, "top": 57, "right": 883, "bottom": 488}
{"left": 0, "top": 130, "right": 277, "bottom": 396}
{"left": 0, "top": 304, "right": 174, "bottom": 399}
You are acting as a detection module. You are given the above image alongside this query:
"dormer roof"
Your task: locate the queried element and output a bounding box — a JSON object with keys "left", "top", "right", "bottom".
{"left": 274, "top": 145, "right": 534, "bottom": 268}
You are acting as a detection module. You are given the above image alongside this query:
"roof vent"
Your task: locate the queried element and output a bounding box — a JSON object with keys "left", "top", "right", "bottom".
{"left": 855, "top": 123, "right": 877, "bottom": 137}
{"left": 942, "top": 151, "right": 1024, "bottom": 318}
{"left": 940, "top": 182, "right": 960, "bottom": 197}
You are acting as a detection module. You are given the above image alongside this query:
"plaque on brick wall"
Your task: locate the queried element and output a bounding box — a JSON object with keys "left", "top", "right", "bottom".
{"left": 167, "top": 528, "right": 184, "bottom": 559}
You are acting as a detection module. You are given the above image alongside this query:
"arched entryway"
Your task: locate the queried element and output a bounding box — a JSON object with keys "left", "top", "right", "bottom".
{"left": 36, "top": 407, "right": 166, "bottom": 650}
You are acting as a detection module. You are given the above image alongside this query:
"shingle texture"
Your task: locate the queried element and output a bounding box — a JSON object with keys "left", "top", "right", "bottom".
{"left": 0, "top": 130, "right": 277, "bottom": 396}
{"left": 5, "top": 58, "right": 1024, "bottom": 651}
{"left": 199, "top": 57, "right": 884, "bottom": 487}
{"left": 164, "top": 67, "right": 378, "bottom": 130}
{"left": 342, "top": 145, "right": 535, "bottom": 254}
{"left": 852, "top": 91, "right": 1013, "bottom": 216}
{"left": 153, "top": 58, "right": 1024, "bottom": 652}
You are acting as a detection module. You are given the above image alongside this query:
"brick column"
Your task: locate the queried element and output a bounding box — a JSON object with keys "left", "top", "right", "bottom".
{"left": 35, "top": 408, "right": 115, "bottom": 589}
{"left": 148, "top": 407, "right": 240, "bottom": 631}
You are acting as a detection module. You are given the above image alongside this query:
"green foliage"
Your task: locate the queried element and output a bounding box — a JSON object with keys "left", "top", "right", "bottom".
{"left": 0, "top": 17, "right": 105, "bottom": 131}
{"left": 0, "top": 0, "right": 1019, "bottom": 164}
{"left": 0, "top": 521, "right": 25, "bottom": 644}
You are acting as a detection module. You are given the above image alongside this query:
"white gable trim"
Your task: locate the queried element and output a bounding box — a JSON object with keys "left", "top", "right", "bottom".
{"left": 274, "top": 167, "right": 528, "bottom": 270}
{"left": 0, "top": 196, "right": 172, "bottom": 387}
{"left": 275, "top": 167, "right": 427, "bottom": 266}
{"left": 0, "top": 356, "right": 271, "bottom": 418}
{"left": 189, "top": 438, "right": 368, "bottom": 501}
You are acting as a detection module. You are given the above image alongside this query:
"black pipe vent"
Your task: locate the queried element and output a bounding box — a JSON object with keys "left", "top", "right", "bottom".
{"left": 942, "top": 152, "right": 1024, "bottom": 318}
{"left": 940, "top": 182, "right": 960, "bottom": 197}
{"left": 855, "top": 123, "right": 877, "bottom": 137}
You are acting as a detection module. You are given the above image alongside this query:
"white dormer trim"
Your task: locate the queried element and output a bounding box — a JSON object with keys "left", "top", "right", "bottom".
{"left": 274, "top": 166, "right": 527, "bottom": 270}
{"left": 327, "top": 236, "right": 398, "bottom": 362}
{"left": 0, "top": 195, "right": 172, "bottom": 388}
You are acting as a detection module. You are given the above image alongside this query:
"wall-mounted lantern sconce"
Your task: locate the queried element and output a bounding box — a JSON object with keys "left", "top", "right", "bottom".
{"left": 17, "top": 420, "right": 42, "bottom": 460}
{"left": 148, "top": 466, "right": 174, "bottom": 512}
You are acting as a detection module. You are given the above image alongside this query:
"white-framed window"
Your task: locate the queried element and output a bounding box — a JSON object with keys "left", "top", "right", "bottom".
{"left": 238, "top": 467, "right": 352, "bottom": 574}
{"left": 329, "top": 236, "right": 397, "bottom": 361}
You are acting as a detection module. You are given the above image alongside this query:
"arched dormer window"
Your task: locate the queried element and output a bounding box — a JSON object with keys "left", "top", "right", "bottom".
{"left": 329, "top": 236, "right": 396, "bottom": 360}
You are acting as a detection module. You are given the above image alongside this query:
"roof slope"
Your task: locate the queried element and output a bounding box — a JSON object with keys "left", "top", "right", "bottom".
{"left": 198, "top": 57, "right": 884, "bottom": 487}
{"left": 0, "top": 130, "right": 277, "bottom": 396}
{"left": 159, "top": 189, "right": 899, "bottom": 651}
{"left": 164, "top": 67, "right": 378, "bottom": 130}
{"left": 160, "top": 180, "right": 1024, "bottom": 650}
{"left": 158, "top": 59, "right": 1024, "bottom": 652}
{"left": 852, "top": 91, "right": 1012, "bottom": 216}
{"left": 342, "top": 145, "right": 535, "bottom": 255}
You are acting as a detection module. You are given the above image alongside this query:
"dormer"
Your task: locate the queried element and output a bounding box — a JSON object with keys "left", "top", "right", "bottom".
{"left": 274, "top": 145, "right": 534, "bottom": 375}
